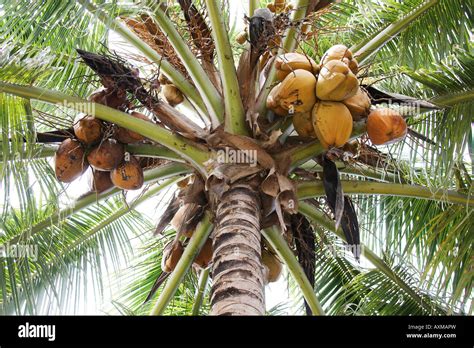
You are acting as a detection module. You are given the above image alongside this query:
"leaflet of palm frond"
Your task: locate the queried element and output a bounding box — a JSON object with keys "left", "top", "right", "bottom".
{"left": 177, "top": 0, "right": 215, "bottom": 61}
{"left": 291, "top": 213, "right": 316, "bottom": 315}
{"left": 365, "top": 85, "right": 439, "bottom": 112}
{"left": 144, "top": 272, "right": 170, "bottom": 303}
{"left": 154, "top": 194, "right": 180, "bottom": 235}
{"left": 407, "top": 128, "right": 436, "bottom": 146}
{"left": 76, "top": 49, "right": 205, "bottom": 139}
{"left": 341, "top": 196, "right": 360, "bottom": 260}
{"left": 321, "top": 156, "right": 344, "bottom": 229}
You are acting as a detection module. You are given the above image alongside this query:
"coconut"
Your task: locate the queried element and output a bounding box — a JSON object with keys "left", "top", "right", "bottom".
{"left": 266, "top": 83, "right": 288, "bottom": 116}
{"left": 54, "top": 138, "right": 88, "bottom": 183}
{"left": 73, "top": 115, "right": 103, "bottom": 145}
{"left": 91, "top": 169, "right": 114, "bottom": 193}
{"left": 262, "top": 248, "right": 282, "bottom": 283}
{"left": 158, "top": 73, "right": 172, "bottom": 85}
{"left": 367, "top": 108, "right": 407, "bottom": 145}
{"left": 312, "top": 101, "right": 353, "bottom": 149}
{"left": 343, "top": 88, "right": 371, "bottom": 120}
{"left": 275, "top": 53, "right": 319, "bottom": 81}
{"left": 267, "top": 69, "right": 317, "bottom": 115}
{"left": 321, "top": 44, "right": 359, "bottom": 74}
{"left": 161, "top": 241, "right": 184, "bottom": 273}
{"left": 114, "top": 112, "right": 149, "bottom": 144}
{"left": 87, "top": 139, "right": 124, "bottom": 171}
{"left": 235, "top": 31, "right": 248, "bottom": 45}
{"left": 316, "top": 60, "right": 359, "bottom": 101}
{"left": 293, "top": 111, "right": 316, "bottom": 137}
{"left": 110, "top": 154, "right": 144, "bottom": 190}
{"left": 193, "top": 238, "right": 213, "bottom": 269}
{"left": 162, "top": 85, "right": 184, "bottom": 106}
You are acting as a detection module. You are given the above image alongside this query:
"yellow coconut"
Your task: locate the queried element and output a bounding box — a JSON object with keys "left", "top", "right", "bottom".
{"left": 342, "top": 88, "right": 371, "bottom": 120}
{"left": 161, "top": 241, "right": 184, "bottom": 273}
{"left": 266, "top": 83, "right": 289, "bottom": 116}
{"left": 321, "top": 44, "right": 358, "bottom": 74}
{"left": 316, "top": 60, "right": 359, "bottom": 101}
{"left": 267, "top": 69, "right": 317, "bottom": 115}
{"left": 275, "top": 53, "right": 319, "bottom": 81}
{"left": 293, "top": 111, "right": 316, "bottom": 137}
{"left": 312, "top": 101, "right": 353, "bottom": 148}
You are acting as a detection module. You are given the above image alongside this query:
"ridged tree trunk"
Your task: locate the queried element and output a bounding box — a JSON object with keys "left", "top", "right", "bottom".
{"left": 210, "top": 181, "right": 265, "bottom": 315}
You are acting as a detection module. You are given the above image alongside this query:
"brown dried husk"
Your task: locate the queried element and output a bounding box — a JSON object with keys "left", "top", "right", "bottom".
{"left": 193, "top": 238, "right": 213, "bottom": 269}
{"left": 162, "top": 84, "right": 184, "bottom": 106}
{"left": 161, "top": 241, "right": 184, "bottom": 273}
{"left": 262, "top": 248, "right": 282, "bottom": 283}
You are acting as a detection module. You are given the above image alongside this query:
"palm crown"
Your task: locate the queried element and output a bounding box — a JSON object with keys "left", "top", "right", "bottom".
{"left": 0, "top": 0, "right": 472, "bottom": 315}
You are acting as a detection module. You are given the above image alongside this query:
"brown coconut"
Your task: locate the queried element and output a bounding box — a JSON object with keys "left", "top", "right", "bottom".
{"left": 162, "top": 84, "right": 184, "bottom": 106}
{"left": 193, "top": 238, "right": 213, "bottom": 269}
{"left": 367, "top": 108, "right": 407, "bottom": 145}
{"left": 54, "top": 138, "right": 89, "bottom": 183}
{"left": 73, "top": 115, "right": 103, "bottom": 145}
{"left": 91, "top": 169, "right": 114, "bottom": 193}
{"left": 110, "top": 154, "right": 144, "bottom": 190}
{"left": 161, "top": 241, "right": 184, "bottom": 273}
{"left": 87, "top": 139, "right": 125, "bottom": 171}
{"left": 262, "top": 248, "right": 283, "bottom": 283}
{"left": 114, "top": 111, "right": 150, "bottom": 144}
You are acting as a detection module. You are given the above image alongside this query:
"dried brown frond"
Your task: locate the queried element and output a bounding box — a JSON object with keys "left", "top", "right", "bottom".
{"left": 122, "top": 15, "right": 190, "bottom": 80}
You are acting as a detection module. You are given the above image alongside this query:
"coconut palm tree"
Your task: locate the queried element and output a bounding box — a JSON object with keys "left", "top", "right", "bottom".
{"left": 0, "top": 0, "right": 472, "bottom": 316}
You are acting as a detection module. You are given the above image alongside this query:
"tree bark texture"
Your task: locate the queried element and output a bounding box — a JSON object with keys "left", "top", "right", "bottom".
{"left": 210, "top": 182, "right": 265, "bottom": 315}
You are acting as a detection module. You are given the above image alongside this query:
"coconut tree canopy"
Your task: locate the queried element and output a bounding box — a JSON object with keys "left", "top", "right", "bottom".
{"left": 0, "top": 0, "right": 472, "bottom": 315}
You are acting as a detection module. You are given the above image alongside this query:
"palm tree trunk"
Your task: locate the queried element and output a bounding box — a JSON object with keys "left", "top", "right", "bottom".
{"left": 210, "top": 181, "right": 265, "bottom": 315}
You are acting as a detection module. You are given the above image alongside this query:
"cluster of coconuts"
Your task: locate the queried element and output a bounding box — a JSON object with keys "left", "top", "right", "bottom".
{"left": 54, "top": 88, "right": 152, "bottom": 192}
{"left": 266, "top": 45, "right": 408, "bottom": 148}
